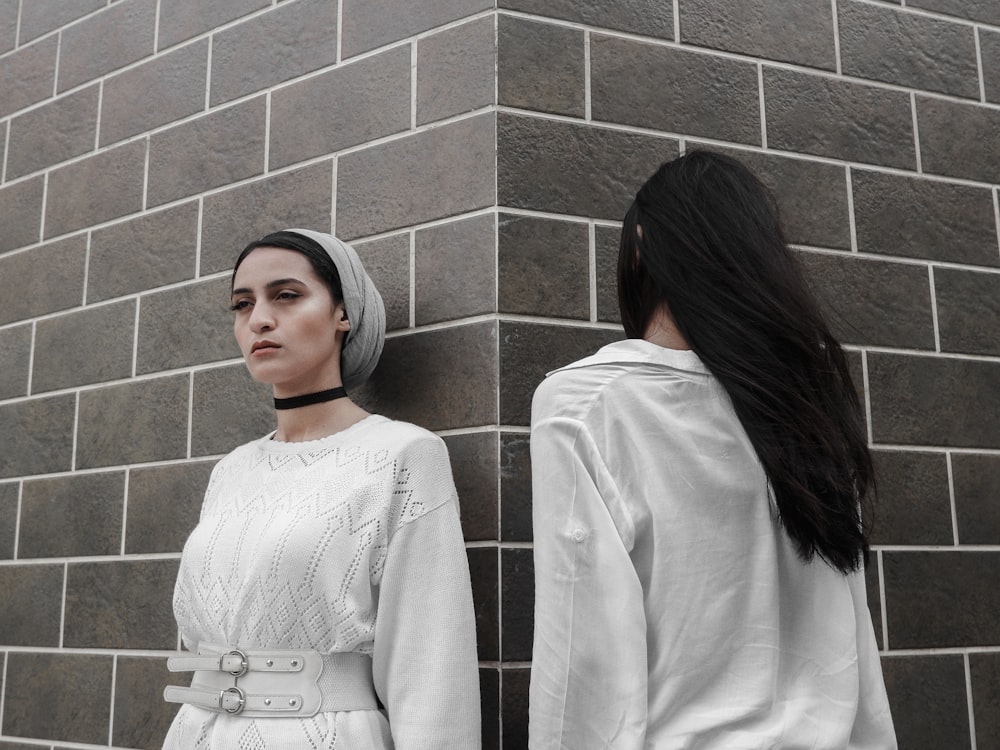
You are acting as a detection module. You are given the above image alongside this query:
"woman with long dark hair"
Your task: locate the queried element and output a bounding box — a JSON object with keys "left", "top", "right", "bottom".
{"left": 528, "top": 152, "right": 896, "bottom": 748}
{"left": 163, "top": 229, "right": 480, "bottom": 749}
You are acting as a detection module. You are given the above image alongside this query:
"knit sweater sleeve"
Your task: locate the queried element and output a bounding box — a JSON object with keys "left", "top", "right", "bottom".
{"left": 371, "top": 434, "right": 481, "bottom": 749}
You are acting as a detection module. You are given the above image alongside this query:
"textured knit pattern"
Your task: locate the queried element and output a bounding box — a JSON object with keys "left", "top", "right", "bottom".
{"left": 165, "top": 415, "right": 481, "bottom": 750}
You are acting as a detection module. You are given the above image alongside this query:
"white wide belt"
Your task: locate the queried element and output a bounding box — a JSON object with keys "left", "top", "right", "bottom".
{"left": 163, "top": 644, "right": 377, "bottom": 718}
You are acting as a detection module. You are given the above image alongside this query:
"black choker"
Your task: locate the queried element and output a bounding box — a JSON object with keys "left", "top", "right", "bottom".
{"left": 273, "top": 386, "right": 348, "bottom": 410}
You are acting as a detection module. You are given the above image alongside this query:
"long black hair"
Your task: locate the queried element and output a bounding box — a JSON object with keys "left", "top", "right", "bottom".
{"left": 618, "top": 150, "right": 873, "bottom": 574}
{"left": 233, "top": 230, "right": 344, "bottom": 303}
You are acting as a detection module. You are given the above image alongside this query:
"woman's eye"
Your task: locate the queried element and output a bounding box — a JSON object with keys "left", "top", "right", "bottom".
{"left": 229, "top": 299, "right": 252, "bottom": 312}
{"left": 277, "top": 291, "right": 300, "bottom": 301}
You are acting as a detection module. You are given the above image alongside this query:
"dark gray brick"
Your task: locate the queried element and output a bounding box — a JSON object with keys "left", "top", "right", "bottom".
{"left": 970, "top": 653, "right": 1000, "bottom": 747}
{"left": 32, "top": 300, "right": 136, "bottom": 392}
{"left": 417, "top": 17, "right": 494, "bottom": 125}
{"left": 906, "top": 0, "right": 1000, "bottom": 26}
{"left": 353, "top": 233, "right": 411, "bottom": 332}
{"left": 852, "top": 169, "right": 999, "bottom": 266}
{"left": 870, "top": 449, "right": 952, "bottom": 546}
{"left": 113, "top": 657, "right": 187, "bottom": 749}
{"left": 190, "top": 364, "right": 274, "bottom": 456}
{"left": 100, "top": 39, "right": 208, "bottom": 146}
{"left": 839, "top": 0, "right": 979, "bottom": 98}
{"left": 148, "top": 97, "right": 266, "bottom": 207}
{"left": 44, "top": 140, "right": 146, "bottom": 238}
{"left": 869, "top": 353, "right": 1000, "bottom": 448}
{"left": 0, "top": 236, "right": 85, "bottom": 324}
{"left": 0, "top": 0, "right": 16, "bottom": 53}
{"left": 498, "top": 15, "right": 585, "bottom": 117}
{"left": 0, "top": 175, "right": 44, "bottom": 253}
{"left": 18, "top": 0, "right": 104, "bottom": 43}
{"left": 6, "top": 85, "right": 98, "bottom": 179}
{"left": 500, "top": 432, "right": 531, "bottom": 542}
{"left": 64, "top": 559, "right": 179, "bottom": 649}
{"left": 798, "top": 251, "right": 934, "bottom": 349}
{"left": 126, "top": 460, "right": 214, "bottom": 553}
{"left": 200, "top": 162, "right": 333, "bottom": 275}
{"left": 137, "top": 277, "right": 239, "bottom": 373}
{"left": 0, "top": 565, "right": 62, "bottom": 646}
{"left": 501, "top": 667, "right": 531, "bottom": 745}
{"left": 499, "top": 0, "right": 673, "bottom": 40}
{"left": 19, "top": 472, "right": 125, "bottom": 558}
{"left": 354, "top": 322, "right": 498, "bottom": 431}
{"left": 415, "top": 214, "right": 496, "bottom": 324}
{"left": 764, "top": 67, "right": 915, "bottom": 169}
{"left": 501, "top": 547, "right": 534, "bottom": 660}
{"left": 57, "top": 0, "right": 156, "bottom": 92}
{"left": 595, "top": 223, "right": 621, "bottom": 324}
{"left": 158, "top": 0, "right": 268, "bottom": 49}
{"left": 337, "top": 114, "right": 495, "bottom": 239}
{"left": 591, "top": 35, "right": 760, "bottom": 145}
{"left": 269, "top": 46, "right": 410, "bottom": 170}
{"left": 983, "top": 28, "right": 1000, "bottom": 105}
{"left": 0, "top": 324, "right": 31, "bottom": 400}
{"left": 498, "top": 213, "right": 589, "bottom": 319}
{"left": 498, "top": 113, "right": 678, "bottom": 220}
{"left": 917, "top": 96, "right": 1000, "bottom": 184}
{"left": 209, "top": 0, "right": 337, "bottom": 106}
{"left": 935, "top": 268, "right": 1000, "bottom": 356}
{"left": 0, "top": 35, "right": 57, "bottom": 118}
{"left": 681, "top": 0, "right": 835, "bottom": 70}
{"left": 341, "top": 0, "right": 491, "bottom": 57}
{"left": 0, "top": 481, "right": 17, "bottom": 558}
{"left": 468, "top": 546, "right": 498, "bottom": 660}
{"left": 77, "top": 377, "right": 189, "bottom": 468}
{"left": 88, "top": 202, "right": 200, "bottom": 302}
{"left": 953, "top": 454, "right": 1000, "bottom": 545}
{"left": 480, "top": 668, "right": 500, "bottom": 750}
{"left": 0, "top": 395, "right": 75, "bottom": 478}
{"left": 442, "top": 430, "right": 498, "bottom": 542}
{"left": 882, "top": 654, "right": 971, "bottom": 749}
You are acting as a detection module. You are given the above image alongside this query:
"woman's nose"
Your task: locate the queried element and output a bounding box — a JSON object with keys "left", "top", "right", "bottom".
{"left": 249, "top": 303, "right": 275, "bottom": 332}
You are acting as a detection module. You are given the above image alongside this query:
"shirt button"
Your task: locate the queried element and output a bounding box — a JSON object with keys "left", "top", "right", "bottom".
{"left": 571, "top": 528, "right": 586, "bottom": 542}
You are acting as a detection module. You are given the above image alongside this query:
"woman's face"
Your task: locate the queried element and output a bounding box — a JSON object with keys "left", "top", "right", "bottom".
{"left": 230, "top": 246, "right": 350, "bottom": 397}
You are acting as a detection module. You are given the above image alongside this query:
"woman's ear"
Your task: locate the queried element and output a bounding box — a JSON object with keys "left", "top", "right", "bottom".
{"left": 335, "top": 303, "right": 351, "bottom": 332}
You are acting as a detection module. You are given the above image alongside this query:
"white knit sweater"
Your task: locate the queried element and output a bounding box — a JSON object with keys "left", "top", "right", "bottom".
{"left": 164, "top": 415, "right": 481, "bottom": 750}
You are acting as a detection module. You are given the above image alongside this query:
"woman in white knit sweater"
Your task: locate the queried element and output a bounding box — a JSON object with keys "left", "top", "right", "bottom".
{"left": 163, "top": 229, "right": 481, "bottom": 749}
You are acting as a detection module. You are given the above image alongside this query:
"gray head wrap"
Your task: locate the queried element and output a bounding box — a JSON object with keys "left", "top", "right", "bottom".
{"left": 286, "top": 228, "right": 385, "bottom": 390}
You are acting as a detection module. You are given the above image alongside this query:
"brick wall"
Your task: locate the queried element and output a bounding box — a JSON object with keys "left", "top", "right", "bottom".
{"left": 0, "top": 1, "right": 997, "bottom": 748}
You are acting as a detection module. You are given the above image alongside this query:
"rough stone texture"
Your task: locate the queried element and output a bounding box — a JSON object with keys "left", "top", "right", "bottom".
{"left": 414, "top": 213, "right": 496, "bottom": 324}
{"left": 157, "top": 0, "right": 269, "bottom": 49}
{"left": 869, "top": 353, "right": 1000, "bottom": 448}
{"left": 126, "top": 460, "right": 215, "bottom": 553}
{"left": 0, "top": 176, "right": 44, "bottom": 253}
{"left": 852, "top": 169, "right": 999, "bottom": 266}
{"left": 498, "top": 113, "right": 678, "bottom": 220}
{"left": 18, "top": 0, "right": 104, "bottom": 43}
{"left": 57, "top": 0, "right": 156, "bottom": 92}
{"left": 442, "top": 430, "right": 499, "bottom": 541}
{"left": 113, "top": 656, "right": 186, "bottom": 750}
{"left": 417, "top": 16, "right": 495, "bottom": 125}
{"left": 501, "top": 547, "right": 534, "bottom": 661}
{"left": 952, "top": 454, "right": 1000, "bottom": 545}
{"left": 591, "top": 35, "right": 760, "bottom": 145}
{"left": 498, "top": 213, "right": 590, "bottom": 319}
{"left": 917, "top": 96, "right": 1000, "bottom": 184}
{"left": 983, "top": 28, "right": 1000, "bottom": 105}
{"left": 499, "top": 321, "right": 622, "bottom": 424}
{"left": 763, "top": 67, "right": 915, "bottom": 169}
{"left": 906, "top": 0, "right": 1000, "bottom": 26}
{"left": 341, "top": 0, "right": 492, "bottom": 57}
{"left": 19, "top": 473, "right": 125, "bottom": 558}
{"left": 971, "top": 653, "right": 1000, "bottom": 748}
{"left": 870, "top": 449, "right": 953, "bottom": 546}
{"left": 680, "top": 0, "right": 836, "bottom": 70}
{"left": 137, "top": 276, "right": 239, "bottom": 373}
{"left": 6, "top": 85, "right": 99, "bottom": 179}
{"left": 498, "top": 15, "right": 585, "bottom": 117}
{"left": 501, "top": 666, "right": 531, "bottom": 747}
{"left": 0, "top": 324, "right": 31, "bottom": 400}
{"left": 0, "top": 481, "right": 17, "bottom": 558}
{"left": 76, "top": 377, "right": 190, "bottom": 468}
{"left": 100, "top": 39, "right": 209, "bottom": 146}
{"left": 500, "top": 432, "right": 532, "bottom": 542}
{"left": 209, "top": 0, "right": 337, "bottom": 106}
{"left": 0, "top": 0, "right": 14, "bottom": 52}
{"left": 200, "top": 162, "right": 333, "bottom": 274}
{"left": 0, "top": 395, "right": 76, "bottom": 479}
{"left": 499, "top": 0, "right": 674, "bottom": 40}
{"left": 352, "top": 233, "right": 412, "bottom": 331}
{"left": 64, "top": 559, "right": 179, "bottom": 649}
{"left": 338, "top": 114, "right": 495, "bottom": 239}
{"left": 934, "top": 268, "right": 1000, "bottom": 356}
{"left": 797, "top": 251, "right": 935, "bottom": 350}
{"left": 595, "top": 223, "right": 622, "bottom": 324}
{"left": 838, "top": 0, "right": 979, "bottom": 98}
{"left": 0, "top": 35, "right": 57, "bottom": 118}
{"left": 147, "top": 97, "right": 266, "bottom": 207}
{"left": 88, "top": 202, "right": 200, "bottom": 302}
{"left": 31, "top": 300, "right": 136, "bottom": 392}
{"left": 885, "top": 551, "right": 1000, "bottom": 647}
{"left": 3, "top": 653, "right": 113, "bottom": 744}
{"left": 44, "top": 140, "right": 147, "bottom": 238}
{"left": 468, "top": 546, "right": 499, "bottom": 660}
{"left": 190, "top": 364, "right": 274, "bottom": 457}
{"left": 0, "top": 565, "right": 63, "bottom": 646}
{"left": 881, "top": 654, "right": 972, "bottom": 749}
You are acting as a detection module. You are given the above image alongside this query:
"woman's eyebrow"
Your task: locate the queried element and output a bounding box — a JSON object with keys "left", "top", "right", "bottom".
{"left": 231, "top": 277, "right": 306, "bottom": 296}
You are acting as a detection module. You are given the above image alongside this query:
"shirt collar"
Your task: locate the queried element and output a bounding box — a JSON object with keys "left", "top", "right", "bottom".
{"left": 547, "top": 338, "right": 708, "bottom": 378}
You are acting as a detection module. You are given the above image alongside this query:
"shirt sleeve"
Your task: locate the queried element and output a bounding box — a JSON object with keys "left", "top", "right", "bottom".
{"left": 529, "top": 415, "right": 648, "bottom": 750}
{"left": 372, "top": 440, "right": 482, "bottom": 750}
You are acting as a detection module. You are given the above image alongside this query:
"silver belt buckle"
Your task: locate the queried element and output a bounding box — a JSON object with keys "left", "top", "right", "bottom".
{"left": 220, "top": 648, "right": 248, "bottom": 677}
{"left": 220, "top": 685, "right": 246, "bottom": 714}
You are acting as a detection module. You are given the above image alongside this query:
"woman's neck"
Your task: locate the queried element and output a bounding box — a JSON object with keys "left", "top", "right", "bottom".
{"left": 643, "top": 306, "right": 691, "bottom": 350}
{"left": 272, "top": 397, "right": 370, "bottom": 442}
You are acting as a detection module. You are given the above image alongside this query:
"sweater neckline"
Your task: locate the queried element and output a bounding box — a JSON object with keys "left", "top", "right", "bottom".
{"left": 257, "top": 414, "right": 388, "bottom": 453}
